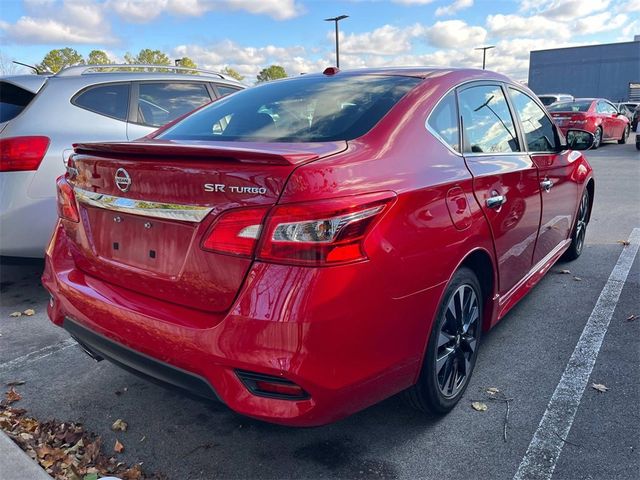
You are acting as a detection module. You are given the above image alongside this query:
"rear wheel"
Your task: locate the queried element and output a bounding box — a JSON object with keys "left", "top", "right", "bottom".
{"left": 563, "top": 188, "right": 590, "bottom": 261}
{"left": 593, "top": 127, "right": 602, "bottom": 149}
{"left": 618, "top": 125, "right": 630, "bottom": 144}
{"left": 406, "top": 267, "right": 483, "bottom": 414}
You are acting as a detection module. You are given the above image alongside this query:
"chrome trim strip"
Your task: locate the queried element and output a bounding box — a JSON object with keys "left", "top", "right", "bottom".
{"left": 74, "top": 187, "right": 213, "bottom": 222}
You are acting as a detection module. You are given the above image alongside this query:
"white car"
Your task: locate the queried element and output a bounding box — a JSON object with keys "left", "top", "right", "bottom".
{"left": 0, "top": 64, "right": 243, "bottom": 257}
{"left": 537, "top": 93, "right": 574, "bottom": 106}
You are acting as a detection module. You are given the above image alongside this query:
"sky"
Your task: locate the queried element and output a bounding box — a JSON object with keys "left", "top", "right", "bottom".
{"left": 0, "top": 0, "right": 638, "bottom": 82}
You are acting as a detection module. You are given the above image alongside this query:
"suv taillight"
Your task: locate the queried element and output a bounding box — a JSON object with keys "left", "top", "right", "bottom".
{"left": 0, "top": 136, "right": 50, "bottom": 172}
{"left": 201, "top": 192, "right": 395, "bottom": 265}
{"left": 56, "top": 176, "right": 79, "bottom": 222}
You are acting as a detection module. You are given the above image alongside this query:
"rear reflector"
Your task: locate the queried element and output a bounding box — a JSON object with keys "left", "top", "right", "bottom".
{"left": 56, "top": 176, "right": 79, "bottom": 222}
{"left": 0, "top": 136, "right": 50, "bottom": 172}
{"left": 201, "top": 207, "right": 269, "bottom": 257}
{"left": 236, "top": 370, "right": 309, "bottom": 400}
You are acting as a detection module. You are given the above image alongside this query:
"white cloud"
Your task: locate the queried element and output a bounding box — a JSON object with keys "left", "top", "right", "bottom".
{"left": 487, "top": 13, "right": 571, "bottom": 39}
{"left": 575, "top": 12, "right": 629, "bottom": 34}
{"left": 106, "top": 0, "right": 302, "bottom": 23}
{"left": 519, "top": 0, "right": 611, "bottom": 20}
{"left": 436, "top": 0, "right": 474, "bottom": 17}
{"left": 618, "top": 0, "right": 640, "bottom": 12}
{"left": 425, "top": 20, "right": 487, "bottom": 48}
{"left": 338, "top": 24, "right": 426, "bottom": 55}
{"left": 0, "top": 0, "right": 115, "bottom": 44}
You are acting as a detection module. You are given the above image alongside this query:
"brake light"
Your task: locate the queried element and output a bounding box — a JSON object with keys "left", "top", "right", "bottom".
{"left": 56, "top": 176, "right": 79, "bottom": 222}
{"left": 202, "top": 206, "right": 269, "bottom": 257}
{"left": 258, "top": 192, "right": 395, "bottom": 266}
{"left": 0, "top": 136, "right": 50, "bottom": 172}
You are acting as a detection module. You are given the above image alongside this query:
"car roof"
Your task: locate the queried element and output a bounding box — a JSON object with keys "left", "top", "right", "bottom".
{"left": 0, "top": 74, "right": 49, "bottom": 93}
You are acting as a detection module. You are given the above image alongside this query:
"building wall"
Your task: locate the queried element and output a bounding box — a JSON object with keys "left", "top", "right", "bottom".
{"left": 528, "top": 41, "right": 640, "bottom": 101}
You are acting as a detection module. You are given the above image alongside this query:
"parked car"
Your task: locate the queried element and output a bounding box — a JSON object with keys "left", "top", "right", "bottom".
{"left": 0, "top": 64, "right": 244, "bottom": 257}
{"left": 548, "top": 98, "right": 631, "bottom": 148}
{"left": 43, "top": 67, "right": 595, "bottom": 426}
{"left": 632, "top": 104, "right": 640, "bottom": 132}
{"left": 617, "top": 103, "right": 635, "bottom": 122}
{"left": 537, "top": 93, "right": 573, "bottom": 106}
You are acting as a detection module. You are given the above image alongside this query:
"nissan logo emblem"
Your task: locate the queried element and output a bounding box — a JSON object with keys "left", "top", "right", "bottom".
{"left": 114, "top": 168, "right": 131, "bottom": 192}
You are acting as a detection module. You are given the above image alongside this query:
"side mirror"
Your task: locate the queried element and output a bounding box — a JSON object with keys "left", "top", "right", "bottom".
{"left": 566, "top": 129, "right": 595, "bottom": 150}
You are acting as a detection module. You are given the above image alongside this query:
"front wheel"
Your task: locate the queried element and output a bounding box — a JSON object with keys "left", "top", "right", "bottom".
{"left": 593, "top": 127, "right": 602, "bottom": 149}
{"left": 563, "top": 188, "right": 590, "bottom": 261}
{"left": 406, "top": 267, "right": 483, "bottom": 415}
{"left": 618, "top": 125, "right": 630, "bottom": 144}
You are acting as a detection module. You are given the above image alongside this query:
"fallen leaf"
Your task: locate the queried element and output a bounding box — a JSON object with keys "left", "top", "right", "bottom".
{"left": 558, "top": 269, "right": 571, "bottom": 274}
{"left": 114, "top": 439, "right": 125, "bottom": 453}
{"left": 22, "top": 309, "right": 35, "bottom": 316}
{"left": 592, "top": 383, "right": 608, "bottom": 393}
{"left": 618, "top": 240, "right": 631, "bottom": 246}
{"left": 573, "top": 276, "right": 582, "bottom": 281}
{"left": 83, "top": 474, "right": 99, "bottom": 480}
{"left": 626, "top": 314, "right": 637, "bottom": 322}
{"left": 5, "top": 387, "right": 22, "bottom": 404}
{"left": 6, "top": 380, "right": 26, "bottom": 387}
{"left": 111, "top": 419, "right": 128, "bottom": 432}
{"left": 486, "top": 387, "right": 500, "bottom": 395}
{"left": 9, "top": 312, "right": 22, "bottom": 317}
{"left": 471, "top": 401, "right": 488, "bottom": 411}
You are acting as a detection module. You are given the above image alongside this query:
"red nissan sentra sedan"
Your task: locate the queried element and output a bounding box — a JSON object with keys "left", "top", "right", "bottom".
{"left": 548, "top": 98, "right": 630, "bottom": 149}
{"left": 43, "top": 68, "right": 595, "bottom": 426}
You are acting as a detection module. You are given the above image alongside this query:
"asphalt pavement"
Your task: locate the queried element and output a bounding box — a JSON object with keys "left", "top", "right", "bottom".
{"left": 1, "top": 136, "right": 638, "bottom": 480}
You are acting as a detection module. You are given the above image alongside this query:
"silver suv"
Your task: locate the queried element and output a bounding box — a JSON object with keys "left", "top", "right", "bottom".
{"left": 0, "top": 65, "right": 244, "bottom": 257}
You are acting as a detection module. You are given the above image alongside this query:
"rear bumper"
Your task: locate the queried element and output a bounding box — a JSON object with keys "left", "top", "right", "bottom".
{"left": 43, "top": 222, "right": 439, "bottom": 426}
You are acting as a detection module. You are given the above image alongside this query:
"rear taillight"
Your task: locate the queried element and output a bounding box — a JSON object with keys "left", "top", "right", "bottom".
{"left": 202, "top": 207, "right": 269, "bottom": 257}
{"left": 259, "top": 192, "right": 395, "bottom": 266}
{"left": 56, "top": 176, "right": 79, "bottom": 222}
{"left": 0, "top": 136, "right": 50, "bottom": 172}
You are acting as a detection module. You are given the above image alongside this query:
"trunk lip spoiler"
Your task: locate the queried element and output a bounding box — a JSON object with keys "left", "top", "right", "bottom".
{"left": 74, "top": 187, "right": 213, "bottom": 222}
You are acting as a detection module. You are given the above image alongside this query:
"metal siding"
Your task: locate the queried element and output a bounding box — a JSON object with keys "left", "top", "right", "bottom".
{"left": 528, "top": 42, "right": 640, "bottom": 101}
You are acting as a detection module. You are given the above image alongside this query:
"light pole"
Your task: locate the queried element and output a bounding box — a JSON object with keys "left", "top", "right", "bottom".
{"left": 324, "top": 15, "right": 348, "bottom": 69}
{"left": 475, "top": 46, "right": 495, "bottom": 70}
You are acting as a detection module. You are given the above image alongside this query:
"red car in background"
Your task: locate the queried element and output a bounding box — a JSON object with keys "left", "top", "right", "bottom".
{"left": 43, "top": 68, "right": 595, "bottom": 426}
{"left": 548, "top": 98, "right": 630, "bottom": 148}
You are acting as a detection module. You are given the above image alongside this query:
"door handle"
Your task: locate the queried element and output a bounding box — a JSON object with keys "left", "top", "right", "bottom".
{"left": 486, "top": 195, "right": 507, "bottom": 209}
{"left": 541, "top": 179, "right": 554, "bottom": 192}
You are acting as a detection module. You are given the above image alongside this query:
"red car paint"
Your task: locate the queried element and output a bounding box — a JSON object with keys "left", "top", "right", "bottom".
{"left": 42, "top": 68, "right": 594, "bottom": 426}
{"left": 549, "top": 98, "right": 630, "bottom": 144}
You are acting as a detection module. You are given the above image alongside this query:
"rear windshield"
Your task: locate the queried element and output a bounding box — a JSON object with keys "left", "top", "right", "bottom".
{"left": 547, "top": 100, "right": 592, "bottom": 112}
{"left": 158, "top": 74, "right": 421, "bottom": 142}
{"left": 0, "top": 81, "right": 36, "bottom": 123}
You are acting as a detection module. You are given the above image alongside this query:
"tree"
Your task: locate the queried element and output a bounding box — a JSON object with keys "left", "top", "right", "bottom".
{"left": 256, "top": 65, "right": 287, "bottom": 83}
{"left": 36, "top": 48, "right": 84, "bottom": 73}
{"left": 124, "top": 49, "right": 170, "bottom": 66}
{"left": 176, "top": 57, "right": 197, "bottom": 69}
{"left": 87, "top": 50, "right": 112, "bottom": 65}
{"left": 222, "top": 66, "right": 244, "bottom": 81}
{"left": 0, "top": 50, "right": 23, "bottom": 75}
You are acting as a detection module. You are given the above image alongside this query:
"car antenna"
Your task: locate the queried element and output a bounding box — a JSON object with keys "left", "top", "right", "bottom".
{"left": 12, "top": 60, "right": 46, "bottom": 75}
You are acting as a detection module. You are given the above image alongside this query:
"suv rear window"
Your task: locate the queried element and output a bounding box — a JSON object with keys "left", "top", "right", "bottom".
{"left": 72, "top": 83, "right": 130, "bottom": 121}
{"left": 159, "top": 75, "right": 421, "bottom": 143}
{"left": 0, "top": 81, "right": 36, "bottom": 123}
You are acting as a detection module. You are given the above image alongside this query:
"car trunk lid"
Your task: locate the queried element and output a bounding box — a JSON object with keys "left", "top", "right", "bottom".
{"left": 66, "top": 139, "right": 347, "bottom": 313}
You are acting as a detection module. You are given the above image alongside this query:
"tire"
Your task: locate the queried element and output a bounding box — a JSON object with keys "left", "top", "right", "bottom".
{"left": 563, "top": 188, "right": 590, "bottom": 261}
{"left": 406, "top": 267, "right": 483, "bottom": 415}
{"left": 618, "top": 125, "right": 630, "bottom": 144}
{"left": 592, "top": 127, "right": 602, "bottom": 149}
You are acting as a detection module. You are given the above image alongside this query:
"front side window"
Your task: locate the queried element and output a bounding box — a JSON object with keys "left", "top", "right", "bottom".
{"left": 73, "top": 83, "right": 130, "bottom": 121}
{"left": 137, "top": 82, "right": 212, "bottom": 127}
{"left": 509, "top": 89, "right": 557, "bottom": 152}
{"left": 158, "top": 75, "right": 421, "bottom": 143}
{"left": 458, "top": 85, "right": 519, "bottom": 153}
{"left": 428, "top": 91, "right": 459, "bottom": 152}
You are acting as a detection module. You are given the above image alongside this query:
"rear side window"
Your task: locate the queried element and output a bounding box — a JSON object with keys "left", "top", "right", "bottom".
{"left": 509, "top": 89, "right": 558, "bottom": 152}
{"left": 427, "top": 91, "right": 459, "bottom": 152}
{"left": 73, "top": 83, "right": 130, "bottom": 121}
{"left": 216, "top": 85, "right": 241, "bottom": 98}
{"left": 458, "top": 85, "right": 520, "bottom": 153}
{"left": 0, "top": 82, "right": 36, "bottom": 123}
{"left": 159, "top": 75, "right": 421, "bottom": 143}
{"left": 137, "top": 82, "right": 212, "bottom": 127}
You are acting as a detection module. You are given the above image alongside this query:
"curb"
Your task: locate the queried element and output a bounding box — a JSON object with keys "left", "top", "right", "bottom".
{"left": 0, "top": 429, "right": 52, "bottom": 480}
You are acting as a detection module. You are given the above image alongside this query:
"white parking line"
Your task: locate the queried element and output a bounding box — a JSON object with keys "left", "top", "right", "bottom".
{"left": 514, "top": 227, "right": 640, "bottom": 480}
{"left": 0, "top": 337, "right": 77, "bottom": 374}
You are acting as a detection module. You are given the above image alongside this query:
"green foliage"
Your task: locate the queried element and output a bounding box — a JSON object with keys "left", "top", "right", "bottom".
{"left": 221, "top": 66, "right": 244, "bottom": 81}
{"left": 124, "top": 49, "right": 171, "bottom": 66}
{"left": 36, "top": 48, "right": 84, "bottom": 73}
{"left": 256, "top": 65, "right": 287, "bottom": 83}
{"left": 176, "top": 56, "right": 197, "bottom": 69}
{"left": 87, "top": 50, "right": 112, "bottom": 65}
